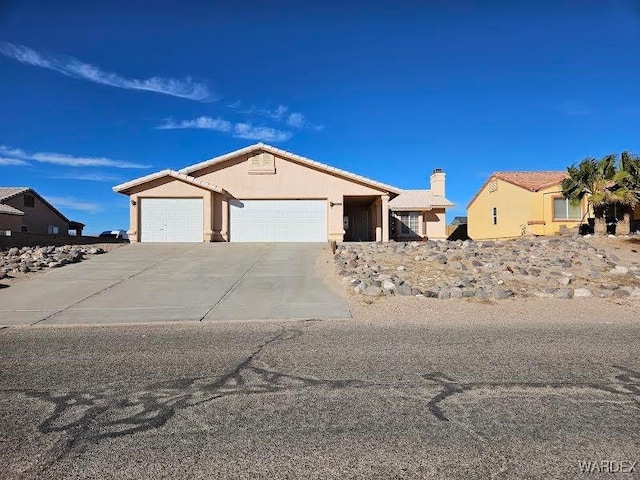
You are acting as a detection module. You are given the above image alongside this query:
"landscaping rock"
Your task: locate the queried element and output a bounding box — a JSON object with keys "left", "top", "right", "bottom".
{"left": 573, "top": 288, "right": 593, "bottom": 298}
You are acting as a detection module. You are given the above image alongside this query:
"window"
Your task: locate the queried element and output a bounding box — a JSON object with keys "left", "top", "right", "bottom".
{"left": 399, "top": 212, "right": 419, "bottom": 235}
{"left": 47, "top": 226, "right": 59, "bottom": 234}
{"left": 24, "top": 194, "right": 35, "bottom": 208}
{"left": 553, "top": 198, "right": 581, "bottom": 220}
{"left": 492, "top": 207, "right": 498, "bottom": 225}
{"left": 21, "top": 225, "right": 28, "bottom": 233}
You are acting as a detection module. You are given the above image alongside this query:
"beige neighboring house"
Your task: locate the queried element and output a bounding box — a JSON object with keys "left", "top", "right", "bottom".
{"left": 0, "top": 187, "right": 84, "bottom": 235}
{"left": 113, "top": 143, "right": 454, "bottom": 243}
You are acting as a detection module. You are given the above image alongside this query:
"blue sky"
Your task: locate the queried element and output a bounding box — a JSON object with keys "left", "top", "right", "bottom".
{"left": 1, "top": 0, "right": 639, "bottom": 234}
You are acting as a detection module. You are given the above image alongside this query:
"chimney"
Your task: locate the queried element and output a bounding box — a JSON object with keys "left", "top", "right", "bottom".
{"left": 430, "top": 168, "right": 445, "bottom": 196}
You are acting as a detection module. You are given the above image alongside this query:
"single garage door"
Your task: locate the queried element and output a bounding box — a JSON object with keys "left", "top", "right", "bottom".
{"left": 230, "top": 200, "right": 327, "bottom": 242}
{"left": 140, "top": 198, "right": 203, "bottom": 242}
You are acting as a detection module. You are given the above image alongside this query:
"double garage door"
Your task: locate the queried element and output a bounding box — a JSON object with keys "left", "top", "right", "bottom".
{"left": 139, "top": 198, "right": 327, "bottom": 242}
{"left": 230, "top": 200, "right": 327, "bottom": 242}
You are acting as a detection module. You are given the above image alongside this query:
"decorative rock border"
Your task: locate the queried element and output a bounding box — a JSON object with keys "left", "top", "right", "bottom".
{"left": 0, "top": 245, "right": 107, "bottom": 281}
{"left": 334, "top": 237, "right": 640, "bottom": 300}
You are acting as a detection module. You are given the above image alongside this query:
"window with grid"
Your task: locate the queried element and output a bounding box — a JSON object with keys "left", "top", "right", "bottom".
{"left": 492, "top": 207, "right": 497, "bottom": 225}
{"left": 400, "top": 212, "right": 419, "bottom": 235}
{"left": 553, "top": 198, "right": 581, "bottom": 220}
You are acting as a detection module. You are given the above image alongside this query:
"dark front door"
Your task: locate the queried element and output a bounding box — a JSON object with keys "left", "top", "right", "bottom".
{"left": 352, "top": 210, "right": 369, "bottom": 241}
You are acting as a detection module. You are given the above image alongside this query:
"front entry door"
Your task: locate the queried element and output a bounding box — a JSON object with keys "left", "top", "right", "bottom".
{"left": 353, "top": 210, "right": 369, "bottom": 241}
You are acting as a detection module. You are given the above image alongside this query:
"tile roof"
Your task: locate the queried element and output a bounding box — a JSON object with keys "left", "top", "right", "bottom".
{"left": 492, "top": 171, "right": 568, "bottom": 192}
{"left": 178, "top": 143, "right": 403, "bottom": 194}
{"left": 0, "top": 187, "right": 29, "bottom": 202}
{"left": 466, "top": 171, "right": 568, "bottom": 209}
{"left": 113, "top": 169, "right": 225, "bottom": 193}
{"left": 388, "top": 190, "right": 455, "bottom": 210}
{"left": 0, "top": 204, "right": 24, "bottom": 215}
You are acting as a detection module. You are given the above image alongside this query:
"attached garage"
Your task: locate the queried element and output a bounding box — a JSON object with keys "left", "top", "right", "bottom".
{"left": 140, "top": 198, "right": 203, "bottom": 242}
{"left": 230, "top": 200, "right": 327, "bottom": 242}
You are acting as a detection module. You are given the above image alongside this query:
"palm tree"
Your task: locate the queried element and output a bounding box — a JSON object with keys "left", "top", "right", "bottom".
{"left": 615, "top": 151, "right": 640, "bottom": 233}
{"left": 562, "top": 155, "right": 619, "bottom": 234}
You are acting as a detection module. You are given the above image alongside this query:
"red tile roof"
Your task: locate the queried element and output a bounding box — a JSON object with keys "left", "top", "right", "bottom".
{"left": 492, "top": 171, "right": 569, "bottom": 192}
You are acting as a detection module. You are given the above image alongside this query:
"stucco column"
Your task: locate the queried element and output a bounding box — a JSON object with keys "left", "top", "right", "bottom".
{"left": 328, "top": 196, "right": 344, "bottom": 242}
{"left": 374, "top": 198, "right": 382, "bottom": 242}
{"left": 128, "top": 195, "right": 139, "bottom": 243}
{"left": 221, "top": 196, "right": 229, "bottom": 241}
{"left": 418, "top": 212, "right": 424, "bottom": 237}
{"left": 203, "top": 192, "right": 214, "bottom": 242}
{"left": 382, "top": 194, "right": 390, "bottom": 242}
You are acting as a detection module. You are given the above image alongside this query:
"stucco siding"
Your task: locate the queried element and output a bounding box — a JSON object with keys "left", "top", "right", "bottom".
{"left": 0, "top": 213, "right": 22, "bottom": 232}
{"left": 468, "top": 179, "right": 533, "bottom": 240}
{"left": 195, "top": 154, "right": 390, "bottom": 241}
{"left": 4, "top": 193, "right": 69, "bottom": 234}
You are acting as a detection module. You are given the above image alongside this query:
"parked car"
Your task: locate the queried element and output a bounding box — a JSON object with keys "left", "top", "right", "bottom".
{"left": 99, "top": 229, "right": 129, "bottom": 240}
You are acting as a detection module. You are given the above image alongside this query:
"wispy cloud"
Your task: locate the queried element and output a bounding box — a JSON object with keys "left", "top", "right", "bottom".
{"left": 0, "top": 145, "right": 150, "bottom": 169}
{"left": 0, "top": 42, "right": 213, "bottom": 102}
{"left": 229, "top": 102, "right": 322, "bottom": 132}
{"left": 46, "top": 196, "right": 102, "bottom": 214}
{"left": 157, "top": 116, "right": 292, "bottom": 142}
{"left": 156, "top": 116, "right": 232, "bottom": 132}
{"left": 0, "top": 157, "right": 28, "bottom": 166}
{"left": 51, "top": 172, "right": 123, "bottom": 182}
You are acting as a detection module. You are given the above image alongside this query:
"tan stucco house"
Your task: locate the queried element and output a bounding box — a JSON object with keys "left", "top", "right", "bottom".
{"left": 113, "top": 143, "right": 454, "bottom": 243}
{"left": 0, "top": 187, "right": 84, "bottom": 235}
{"left": 467, "top": 171, "right": 588, "bottom": 240}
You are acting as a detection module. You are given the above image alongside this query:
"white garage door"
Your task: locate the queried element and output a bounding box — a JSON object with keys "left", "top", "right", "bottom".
{"left": 230, "top": 200, "right": 327, "bottom": 242}
{"left": 140, "top": 198, "right": 203, "bottom": 242}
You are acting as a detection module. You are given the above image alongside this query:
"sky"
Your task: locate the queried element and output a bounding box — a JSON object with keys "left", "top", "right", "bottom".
{"left": 1, "top": 0, "right": 639, "bottom": 234}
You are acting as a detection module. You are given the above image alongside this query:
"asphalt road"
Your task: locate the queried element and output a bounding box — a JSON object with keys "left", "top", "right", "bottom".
{"left": 1, "top": 309, "right": 639, "bottom": 479}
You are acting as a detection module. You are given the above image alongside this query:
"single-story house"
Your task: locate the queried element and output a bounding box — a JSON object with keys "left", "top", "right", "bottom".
{"left": 113, "top": 143, "right": 454, "bottom": 243}
{"left": 0, "top": 187, "right": 84, "bottom": 235}
{"left": 467, "top": 171, "right": 589, "bottom": 240}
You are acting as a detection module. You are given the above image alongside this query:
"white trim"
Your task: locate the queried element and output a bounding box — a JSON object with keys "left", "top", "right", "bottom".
{"left": 113, "top": 170, "right": 224, "bottom": 194}
{"left": 179, "top": 143, "right": 402, "bottom": 194}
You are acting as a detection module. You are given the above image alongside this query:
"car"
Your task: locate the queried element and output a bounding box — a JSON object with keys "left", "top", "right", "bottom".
{"left": 98, "top": 229, "right": 129, "bottom": 240}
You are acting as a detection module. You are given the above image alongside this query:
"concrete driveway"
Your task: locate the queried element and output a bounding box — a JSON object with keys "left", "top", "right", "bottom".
{"left": 0, "top": 243, "right": 350, "bottom": 326}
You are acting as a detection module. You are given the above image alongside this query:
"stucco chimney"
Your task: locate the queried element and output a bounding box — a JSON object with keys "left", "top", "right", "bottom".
{"left": 430, "top": 168, "right": 445, "bottom": 197}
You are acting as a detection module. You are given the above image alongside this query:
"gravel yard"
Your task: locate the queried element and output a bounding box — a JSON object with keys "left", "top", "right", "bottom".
{"left": 0, "top": 243, "right": 124, "bottom": 287}
{"left": 335, "top": 235, "right": 640, "bottom": 301}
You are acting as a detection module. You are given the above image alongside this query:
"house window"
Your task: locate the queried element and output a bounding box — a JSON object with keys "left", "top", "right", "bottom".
{"left": 492, "top": 207, "right": 498, "bottom": 225}
{"left": 553, "top": 198, "right": 581, "bottom": 220}
{"left": 21, "top": 225, "right": 28, "bottom": 233}
{"left": 47, "top": 226, "right": 59, "bottom": 234}
{"left": 24, "top": 194, "right": 35, "bottom": 208}
{"left": 399, "top": 212, "right": 419, "bottom": 235}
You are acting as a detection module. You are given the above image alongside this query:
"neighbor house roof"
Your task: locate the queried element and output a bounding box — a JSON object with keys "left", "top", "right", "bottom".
{"left": 0, "top": 187, "right": 30, "bottom": 202}
{"left": 451, "top": 216, "right": 468, "bottom": 225}
{"left": 113, "top": 169, "right": 225, "bottom": 194}
{"left": 0, "top": 186, "right": 79, "bottom": 224}
{"left": 178, "top": 143, "right": 403, "bottom": 195}
{"left": 388, "top": 190, "right": 455, "bottom": 211}
{"left": 467, "top": 171, "right": 568, "bottom": 209}
{"left": 0, "top": 204, "right": 25, "bottom": 216}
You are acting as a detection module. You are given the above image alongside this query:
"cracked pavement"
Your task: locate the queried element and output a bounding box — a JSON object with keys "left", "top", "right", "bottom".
{"left": 1, "top": 307, "right": 640, "bottom": 479}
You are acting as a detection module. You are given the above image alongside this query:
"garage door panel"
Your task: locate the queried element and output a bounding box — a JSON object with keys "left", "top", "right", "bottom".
{"left": 140, "top": 198, "right": 203, "bottom": 242}
{"left": 230, "top": 200, "right": 327, "bottom": 242}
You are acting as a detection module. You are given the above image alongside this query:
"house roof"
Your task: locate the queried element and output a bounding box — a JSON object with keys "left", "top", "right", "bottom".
{"left": 0, "top": 187, "right": 30, "bottom": 202}
{"left": 451, "top": 216, "right": 468, "bottom": 225}
{"left": 0, "top": 186, "right": 80, "bottom": 224}
{"left": 113, "top": 169, "right": 225, "bottom": 194}
{"left": 178, "top": 143, "right": 403, "bottom": 194}
{"left": 0, "top": 204, "right": 25, "bottom": 216}
{"left": 388, "top": 190, "right": 455, "bottom": 211}
{"left": 467, "top": 171, "right": 568, "bottom": 209}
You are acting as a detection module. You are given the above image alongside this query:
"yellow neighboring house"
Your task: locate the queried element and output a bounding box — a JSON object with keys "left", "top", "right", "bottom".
{"left": 467, "top": 171, "right": 589, "bottom": 240}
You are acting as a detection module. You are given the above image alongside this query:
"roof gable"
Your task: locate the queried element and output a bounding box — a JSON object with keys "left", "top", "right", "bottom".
{"left": 467, "top": 171, "right": 568, "bottom": 209}
{"left": 0, "top": 186, "right": 71, "bottom": 223}
{"left": 113, "top": 170, "right": 225, "bottom": 194}
{"left": 179, "top": 143, "right": 402, "bottom": 194}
